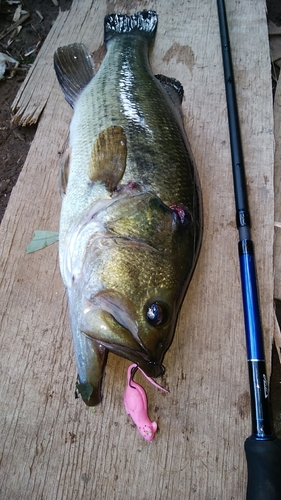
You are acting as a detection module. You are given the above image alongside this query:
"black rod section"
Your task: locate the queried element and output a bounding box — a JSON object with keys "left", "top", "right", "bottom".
{"left": 216, "top": 1, "right": 281, "bottom": 498}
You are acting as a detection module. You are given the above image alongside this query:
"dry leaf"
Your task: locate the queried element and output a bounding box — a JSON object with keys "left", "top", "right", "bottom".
{"left": 270, "top": 36, "right": 281, "bottom": 63}
{"left": 0, "top": 52, "right": 18, "bottom": 79}
{"left": 36, "top": 10, "right": 44, "bottom": 22}
{"left": 13, "top": 5, "right": 22, "bottom": 22}
{"left": 268, "top": 20, "right": 281, "bottom": 36}
{"left": 24, "top": 41, "right": 40, "bottom": 58}
{"left": 7, "top": 26, "right": 22, "bottom": 46}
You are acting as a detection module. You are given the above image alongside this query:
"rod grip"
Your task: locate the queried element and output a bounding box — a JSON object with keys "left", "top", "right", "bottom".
{"left": 245, "top": 436, "right": 281, "bottom": 499}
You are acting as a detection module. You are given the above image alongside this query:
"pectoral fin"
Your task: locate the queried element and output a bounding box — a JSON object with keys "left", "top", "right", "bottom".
{"left": 88, "top": 126, "right": 127, "bottom": 191}
{"left": 59, "top": 147, "right": 71, "bottom": 196}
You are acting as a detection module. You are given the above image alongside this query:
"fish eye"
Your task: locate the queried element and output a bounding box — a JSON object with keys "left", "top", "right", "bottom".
{"left": 145, "top": 302, "right": 170, "bottom": 327}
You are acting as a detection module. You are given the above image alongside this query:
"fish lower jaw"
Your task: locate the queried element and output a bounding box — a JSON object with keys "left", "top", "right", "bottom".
{"left": 83, "top": 333, "right": 164, "bottom": 379}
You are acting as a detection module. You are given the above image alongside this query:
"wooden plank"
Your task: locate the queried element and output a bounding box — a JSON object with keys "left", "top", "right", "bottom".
{"left": 0, "top": 0, "right": 274, "bottom": 498}
{"left": 274, "top": 76, "right": 281, "bottom": 300}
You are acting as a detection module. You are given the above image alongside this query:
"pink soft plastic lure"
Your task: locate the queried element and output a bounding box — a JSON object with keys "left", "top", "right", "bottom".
{"left": 124, "top": 363, "right": 168, "bottom": 442}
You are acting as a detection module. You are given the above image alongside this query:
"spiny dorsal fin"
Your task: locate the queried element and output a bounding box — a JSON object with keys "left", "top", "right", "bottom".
{"left": 88, "top": 126, "right": 127, "bottom": 192}
{"left": 155, "top": 74, "right": 184, "bottom": 108}
{"left": 104, "top": 10, "right": 157, "bottom": 45}
{"left": 54, "top": 43, "right": 95, "bottom": 108}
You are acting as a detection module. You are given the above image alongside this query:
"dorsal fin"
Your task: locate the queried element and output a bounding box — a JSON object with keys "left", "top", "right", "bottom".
{"left": 155, "top": 74, "right": 184, "bottom": 108}
{"left": 54, "top": 43, "right": 95, "bottom": 108}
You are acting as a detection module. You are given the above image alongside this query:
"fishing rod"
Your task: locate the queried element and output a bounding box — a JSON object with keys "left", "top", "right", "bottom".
{"left": 216, "top": 0, "right": 281, "bottom": 498}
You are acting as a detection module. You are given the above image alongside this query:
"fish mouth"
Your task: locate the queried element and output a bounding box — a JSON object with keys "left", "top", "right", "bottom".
{"left": 81, "top": 291, "right": 165, "bottom": 378}
{"left": 90, "top": 337, "right": 165, "bottom": 378}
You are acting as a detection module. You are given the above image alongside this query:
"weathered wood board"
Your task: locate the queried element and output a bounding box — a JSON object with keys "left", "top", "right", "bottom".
{"left": 0, "top": 0, "right": 274, "bottom": 498}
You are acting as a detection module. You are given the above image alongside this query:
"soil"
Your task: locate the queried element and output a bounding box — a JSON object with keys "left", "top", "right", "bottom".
{"left": 0, "top": 0, "right": 72, "bottom": 220}
{"left": 0, "top": 0, "right": 281, "bottom": 435}
{"left": 268, "top": 0, "right": 281, "bottom": 26}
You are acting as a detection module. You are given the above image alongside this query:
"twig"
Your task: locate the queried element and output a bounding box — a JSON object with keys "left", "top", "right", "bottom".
{"left": 0, "top": 13, "right": 30, "bottom": 42}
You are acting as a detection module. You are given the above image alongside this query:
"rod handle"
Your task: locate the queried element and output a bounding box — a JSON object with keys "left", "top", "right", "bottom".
{"left": 245, "top": 436, "right": 281, "bottom": 499}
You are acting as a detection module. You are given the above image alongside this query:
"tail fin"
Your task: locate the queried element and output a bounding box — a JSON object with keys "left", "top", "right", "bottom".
{"left": 104, "top": 10, "right": 158, "bottom": 44}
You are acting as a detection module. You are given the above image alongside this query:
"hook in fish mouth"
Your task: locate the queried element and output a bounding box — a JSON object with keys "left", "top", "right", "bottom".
{"left": 81, "top": 291, "right": 165, "bottom": 378}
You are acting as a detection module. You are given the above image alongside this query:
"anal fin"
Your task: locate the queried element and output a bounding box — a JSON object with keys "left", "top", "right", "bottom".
{"left": 54, "top": 43, "right": 95, "bottom": 108}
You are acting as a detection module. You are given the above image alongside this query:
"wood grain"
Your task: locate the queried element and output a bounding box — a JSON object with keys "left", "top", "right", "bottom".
{"left": 0, "top": 0, "right": 274, "bottom": 498}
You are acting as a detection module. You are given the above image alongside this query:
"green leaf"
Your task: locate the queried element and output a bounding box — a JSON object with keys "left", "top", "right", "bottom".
{"left": 26, "top": 230, "right": 59, "bottom": 253}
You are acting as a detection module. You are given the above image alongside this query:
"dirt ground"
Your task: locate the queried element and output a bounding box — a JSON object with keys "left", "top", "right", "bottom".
{"left": 0, "top": 0, "right": 72, "bottom": 220}
{"left": 0, "top": 0, "right": 281, "bottom": 435}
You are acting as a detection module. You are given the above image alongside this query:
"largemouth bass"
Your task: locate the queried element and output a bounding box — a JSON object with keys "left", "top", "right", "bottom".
{"left": 54, "top": 10, "right": 202, "bottom": 406}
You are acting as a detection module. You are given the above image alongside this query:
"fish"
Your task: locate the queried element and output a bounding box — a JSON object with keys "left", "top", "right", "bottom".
{"left": 54, "top": 10, "right": 203, "bottom": 407}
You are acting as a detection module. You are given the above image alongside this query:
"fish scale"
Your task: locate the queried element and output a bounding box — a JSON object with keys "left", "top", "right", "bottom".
{"left": 66, "top": 35, "right": 195, "bottom": 212}
{"left": 54, "top": 10, "right": 202, "bottom": 407}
